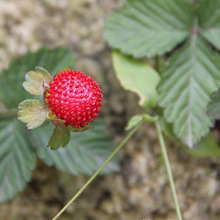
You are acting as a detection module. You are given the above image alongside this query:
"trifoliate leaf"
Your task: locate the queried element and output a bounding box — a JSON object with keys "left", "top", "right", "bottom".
{"left": 104, "top": 0, "right": 193, "bottom": 58}
{"left": 125, "top": 115, "right": 143, "bottom": 131}
{"left": 112, "top": 51, "right": 160, "bottom": 107}
{"left": 0, "top": 47, "right": 74, "bottom": 108}
{"left": 17, "top": 99, "right": 48, "bottom": 129}
{"left": 0, "top": 118, "right": 36, "bottom": 202}
{"left": 207, "top": 88, "right": 220, "bottom": 119}
{"left": 48, "top": 126, "right": 70, "bottom": 150}
{"left": 31, "top": 119, "right": 119, "bottom": 175}
{"left": 198, "top": 0, "right": 220, "bottom": 50}
{"left": 158, "top": 37, "right": 220, "bottom": 148}
{"left": 23, "top": 67, "right": 52, "bottom": 96}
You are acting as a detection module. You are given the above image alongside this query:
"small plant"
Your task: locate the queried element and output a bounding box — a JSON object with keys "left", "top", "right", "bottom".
{"left": 102, "top": 0, "right": 220, "bottom": 219}
{"left": 52, "top": 0, "right": 220, "bottom": 219}
{"left": 18, "top": 67, "right": 103, "bottom": 149}
{"left": 0, "top": 47, "right": 118, "bottom": 204}
{"left": 1, "top": 0, "right": 220, "bottom": 219}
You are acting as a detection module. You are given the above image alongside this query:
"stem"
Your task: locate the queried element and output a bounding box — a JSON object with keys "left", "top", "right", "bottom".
{"left": 155, "top": 55, "right": 161, "bottom": 72}
{"left": 155, "top": 121, "right": 182, "bottom": 220}
{"left": 155, "top": 55, "right": 164, "bottom": 73}
{"left": 0, "top": 109, "right": 18, "bottom": 118}
{"left": 52, "top": 121, "right": 142, "bottom": 220}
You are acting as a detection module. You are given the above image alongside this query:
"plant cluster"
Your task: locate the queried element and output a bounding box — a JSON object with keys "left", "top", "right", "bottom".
{"left": 104, "top": 0, "right": 220, "bottom": 150}
{"left": 1, "top": 1, "right": 220, "bottom": 219}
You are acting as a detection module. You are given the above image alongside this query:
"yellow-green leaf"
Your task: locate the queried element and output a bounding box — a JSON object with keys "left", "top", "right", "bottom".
{"left": 112, "top": 50, "right": 160, "bottom": 108}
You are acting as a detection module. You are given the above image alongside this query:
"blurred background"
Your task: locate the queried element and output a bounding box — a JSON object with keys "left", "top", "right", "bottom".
{"left": 0, "top": 0, "right": 220, "bottom": 219}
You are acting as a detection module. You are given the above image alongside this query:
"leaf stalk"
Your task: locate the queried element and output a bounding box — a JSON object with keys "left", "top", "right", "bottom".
{"left": 155, "top": 120, "right": 182, "bottom": 220}
{"left": 0, "top": 109, "right": 18, "bottom": 118}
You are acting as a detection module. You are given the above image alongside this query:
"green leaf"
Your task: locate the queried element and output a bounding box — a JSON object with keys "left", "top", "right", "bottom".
{"left": 112, "top": 51, "right": 160, "bottom": 107}
{"left": 181, "top": 132, "right": 220, "bottom": 157}
{"left": 198, "top": 0, "right": 220, "bottom": 50}
{"left": 125, "top": 115, "right": 143, "bottom": 130}
{"left": 48, "top": 126, "right": 70, "bottom": 150}
{"left": 31, "top": 119, "right": 119, "bottom": 175}
{"left": 23, "top": 67, "right": 52, "bottom": 96}
{"left": 17, "top": 99, "right": 48, "bottom": 129}
{"left": 126, "top": 113, "right": 158, "bottom": 131}
{"left": 0, "top": 118, "right": 36, "bottom": 202}
{"left": 207, "top": 88, "right": 220, "bottom": 119}
{"left": 104, "top": 0, "right": 193, "bottom": 58}
{"left": 158, "top": 37, "right": 220, "bottom": 148}
{"left": 0, "top": 47, "right": 75, "bottom": 108}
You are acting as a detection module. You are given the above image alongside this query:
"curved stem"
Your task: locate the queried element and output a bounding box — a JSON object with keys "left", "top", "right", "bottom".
{"left": 52, "top": 121, "right": 142, "bottom": 220}
{"left": 155, "top": 121, "right": 182, "bottom": 220}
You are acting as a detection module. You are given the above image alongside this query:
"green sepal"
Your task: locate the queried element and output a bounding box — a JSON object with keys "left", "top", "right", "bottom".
{"left": 23, "top": 66, "right": 52, "bottom": 96}
{"left": 68, "top": 124, "right": 94, "bottom": 132}
{"left": 47, "top": 112, "right": 94, "bottom": 132}
{"left": 47, "top": 111, "right": 66, "bottom": 127}
{"left": 17, "top": 99, "right": 48, "bottom": 129}
{"left": 48, "top": 126, "right": 70, "bottom": 150}
{"left": 54, "top": 66, "right": 71, "bottom": 77}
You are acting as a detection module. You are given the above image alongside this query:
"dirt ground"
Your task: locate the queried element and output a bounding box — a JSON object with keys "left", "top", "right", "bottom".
{"left": 1, "top": 0, "right": 220, "bottom": 220}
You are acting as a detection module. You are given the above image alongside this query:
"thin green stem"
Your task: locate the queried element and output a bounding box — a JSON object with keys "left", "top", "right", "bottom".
{"left": 155, "top": 55, "right": 164, "bottom": 73}
{"left": 0, "top": 109, "right": 18, "bottom": 118}
{"left": 155, "top": 120, "right": 182, "bottom": 220}
{"left": 52, "top": 121, "right": 142, "bottom": 220}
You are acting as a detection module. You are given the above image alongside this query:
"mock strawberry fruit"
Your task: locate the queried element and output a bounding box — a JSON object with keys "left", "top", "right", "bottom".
{"left": 46, "top": 70, "right": 103, "bottom": 128}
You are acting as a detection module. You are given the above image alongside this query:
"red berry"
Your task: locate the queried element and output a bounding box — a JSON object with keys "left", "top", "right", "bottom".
{"left": 46, "top": 70, "right": 103, "bottom": 128}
